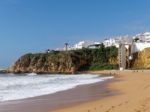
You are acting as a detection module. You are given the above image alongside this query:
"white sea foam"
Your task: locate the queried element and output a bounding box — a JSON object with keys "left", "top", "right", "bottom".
{"left": 0, "top": 74, "right": 113, "bottom": 102}
{"left": 27, "top": 73, "right": 37, "bottom": 76}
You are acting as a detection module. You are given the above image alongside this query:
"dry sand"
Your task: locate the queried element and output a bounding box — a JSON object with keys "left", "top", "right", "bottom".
{"left": 52, "top": 70, "right": 150, "bottom": 112}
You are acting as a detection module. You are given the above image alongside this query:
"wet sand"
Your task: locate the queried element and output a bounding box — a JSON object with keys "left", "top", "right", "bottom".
{"left": 0, "top": 76, "right": 115, "bottom": 112}
{"left": 53, "top": 70, "right": 150, "bottom": 112}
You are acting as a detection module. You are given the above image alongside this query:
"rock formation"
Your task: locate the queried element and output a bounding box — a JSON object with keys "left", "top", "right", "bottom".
{"left": 8, "top": 47, "right": 119, "bottom": 74}
{"left": 131, "top": 48, "right": 150, "bottom": 69}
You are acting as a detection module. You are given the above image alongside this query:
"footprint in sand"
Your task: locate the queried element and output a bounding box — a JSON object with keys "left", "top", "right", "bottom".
{"left": 87, "top": 109, "right": 90, "bottom": 112}
{"left": 134, "top": 97, "right": 150, "bottom": 112}
{"left": 105, "top": 106, "right": 116, "bottom": 112}
{"left": 118, "top": 103, "right": 123, "bottom": 106}
{"left": 124, "top": 100, "right": 129, "bottom": 104}
{"left": 118, "top": 100, "right": 129, "bottom": 107}
{"left": 105, "top": 101, "right": 129, "bottom": 112}
{"left": 134, "top": 109, "right": 142, "bottom": 112}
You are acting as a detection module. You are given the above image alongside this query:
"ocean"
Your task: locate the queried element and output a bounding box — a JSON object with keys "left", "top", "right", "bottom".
{"left": 0, "top": 73, "right": 113, "bottom": 102}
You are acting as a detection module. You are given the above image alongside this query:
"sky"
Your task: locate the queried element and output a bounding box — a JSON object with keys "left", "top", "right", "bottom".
{"left": 0, "top": 0, "right": 150, "bottom": 68}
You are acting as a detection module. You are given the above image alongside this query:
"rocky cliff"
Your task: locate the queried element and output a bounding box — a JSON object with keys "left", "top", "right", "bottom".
{"left": 131, "top": 48, "right": 150, "bottom": 69}
{"left": 8, "top": 47, "right": 118, "bottom": 74}
{"left": 9, "top": 51, "right": 89, "bottom": 73}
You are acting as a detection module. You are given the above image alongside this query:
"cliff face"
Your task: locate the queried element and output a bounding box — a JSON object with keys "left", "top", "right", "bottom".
{"left": 8, "top": 51, "right": 91, "bottom": 73}
{"left": 9, "top": 47, "right": 119, "bottom": 73}
{"left": 131, "top": 48, "right": 150, "bottom": 69}
{"left": 109, "top": 57, "right": 118, "bottom": 65}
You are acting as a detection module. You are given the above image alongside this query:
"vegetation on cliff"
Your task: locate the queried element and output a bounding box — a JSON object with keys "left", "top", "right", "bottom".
{"left": 9, "top": 46, "right": 118, "bottom": 73}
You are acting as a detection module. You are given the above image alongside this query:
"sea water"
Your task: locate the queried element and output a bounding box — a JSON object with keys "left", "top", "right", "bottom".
{"left": 0, "top": 73, "right": 113, "bottom": 102}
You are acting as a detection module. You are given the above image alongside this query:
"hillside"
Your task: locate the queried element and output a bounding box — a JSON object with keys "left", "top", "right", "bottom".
{"left": 8, "top": 46, "right": 118, "bottom": 74}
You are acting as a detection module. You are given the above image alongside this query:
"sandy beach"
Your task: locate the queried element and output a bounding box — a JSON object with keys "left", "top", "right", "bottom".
{"left": 1, "top": 70, "right": 150, "bottom": 112}
{"left": 52, "top": 70, "right": 150, "bottom": 112}
{"left": 0, "top": 75, "right": 114, "bottom": 112}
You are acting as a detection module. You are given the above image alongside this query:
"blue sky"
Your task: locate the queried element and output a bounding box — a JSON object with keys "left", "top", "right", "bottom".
{"left": 0, "top": 0, "right": 150, "bottom": 68}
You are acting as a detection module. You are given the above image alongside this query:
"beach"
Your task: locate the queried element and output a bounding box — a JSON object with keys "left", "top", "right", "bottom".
{"left": 0, "top": 74, "right": 114, "bottom": 112}
{"left": 52, "top": 70, "right": 150, "bottom": 112}
{"left": 1, "top": 70, "right": 150, "bottom": 112}
{"left": 1, "top": 0, "right": 150, "bottom": 112}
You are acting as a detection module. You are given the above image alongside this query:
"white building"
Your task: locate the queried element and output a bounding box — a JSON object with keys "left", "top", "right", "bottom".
{"left": 55, "top": 40, "right": 101, "bottom": 51}
{"left": 133, "top": 32, "right": 150, "bottom": 42}
{"left": 103, "top": 35, "right": 132, "bottom": 48}
{"left": 103, "top": 38, "right": 120, "bottom": 48}
{"left": 73, "top": 40, "right": 100, "bottom": 49}
{"left": 131, "top": 42, "right": 150, "bottom": 53}
{"left": 131, "top": 32, "right": 150, "bottom": 53}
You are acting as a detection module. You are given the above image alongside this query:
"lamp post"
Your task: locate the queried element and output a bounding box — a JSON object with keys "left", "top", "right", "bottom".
{"left": 65, "top": 43, "right": 69, "bottom": 51}
{"left": 46, "top": 49, "right": 50, "bottom": 53}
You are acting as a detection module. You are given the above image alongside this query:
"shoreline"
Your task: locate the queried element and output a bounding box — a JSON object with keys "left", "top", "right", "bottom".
{"left": 1, "top": 70, "right": 150, "bottom": 112}
{"left": 53, "top": 70, "right": 150, "bottom": 112}
{"left": 0, "top": 74, "right": 115, "bottom": 112}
